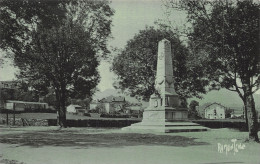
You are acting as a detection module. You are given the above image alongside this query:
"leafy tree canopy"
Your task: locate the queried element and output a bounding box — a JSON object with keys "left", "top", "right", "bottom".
{"left": 0, "top": 0, "right": 67, "bottom": 53}
{"left": 112, "top": 27, "right": 208, "bottom": 101}
{"left": 189, "top": 100, "right": 199, "bottom": 111}
{"left": 2, "top": 0, "right": 114, "bottom": 127}
{"left": 165, "top": 0, "right": 259, "bottom": 141}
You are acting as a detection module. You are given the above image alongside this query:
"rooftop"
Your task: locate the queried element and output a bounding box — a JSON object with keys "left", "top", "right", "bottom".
{"left": 6, "top": 100, "right": 48, "bottom": 105}
{"left": 99, "top": 95, "right": 125, "bottom": 103}
{"left": 197, "top": 102, "right": 226, "bottom": 112}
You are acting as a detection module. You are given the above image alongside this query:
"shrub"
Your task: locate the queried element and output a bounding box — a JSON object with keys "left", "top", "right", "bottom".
{"left": 84, "top": 113, "right": 91, "bottom": 117}
{"left": 100, "top": 113, "right": 130, "bottom": 118}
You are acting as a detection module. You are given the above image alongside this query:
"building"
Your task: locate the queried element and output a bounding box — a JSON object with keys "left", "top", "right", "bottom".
{"left": 99, "top": 96, "right": 125, "bottom": 113}
{"left": 197, "top": 102, "right": 226, "bottom": 119}
{"left": 231, "top": 110, "right": 244, "bottom": 118}
{"left": 89, "top": 100, "right": 98, "bottom": 111}
{"left": 4, "top": 100, "right": 48, "bottom": 111}
{"left": 229, "top": 107, "right": 244, "bottom": 118}
{"left": 0, "top": 81, "right": 19, "bottom": 89}
{"left": 89, "top": 96, "right": 125, "bottom": 114}
{"left": 196, "top": 103, "right": 211, "bottom": 118}
{"left": 128, "top": 105, "right": 144, "bottom": 118}
{"left": 66, "top": 104, "right": 86, "bottom": 114}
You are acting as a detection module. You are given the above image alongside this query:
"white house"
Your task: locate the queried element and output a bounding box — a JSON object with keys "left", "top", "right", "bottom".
{"left": 197, "top": 103, "right": 226, "bottom": 119}
{"left": 66, "top": 104, "right": 85, "bottom": 114}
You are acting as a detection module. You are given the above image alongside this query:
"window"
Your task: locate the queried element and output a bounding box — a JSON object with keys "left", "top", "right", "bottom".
{"left": 153, "top": 100, "right": 158, "bottom": 107}
{"left": 165, "top": 96, "right": 169, "bottom": 107}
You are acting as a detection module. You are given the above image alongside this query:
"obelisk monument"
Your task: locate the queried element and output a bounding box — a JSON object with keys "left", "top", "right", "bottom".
{"left": 143, "top": 39, "right": 187, "bottom": 122}
{"left": 123, "top": 39, "right": 208, "bottom": 132}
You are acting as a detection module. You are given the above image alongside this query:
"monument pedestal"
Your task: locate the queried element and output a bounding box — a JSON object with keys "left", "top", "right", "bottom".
{"left": 122, "top": 39, "right": 208, "bottom": 133}
{"left": 122, "top": 108, "right": 208, "bottom": 133}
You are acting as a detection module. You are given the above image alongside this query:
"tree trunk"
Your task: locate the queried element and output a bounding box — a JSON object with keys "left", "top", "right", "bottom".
{"left": 59, "top": 108, "right": 67, "bottom": 128}
{"left": 55, "top": 88, "right": 67, "bottom": 128}
{"left": 59, "top": 87, "right": 67, "bottom": 128}
{"left": 243, "top": 99, "right": 248, "bottom": 130}
{"left": 55, "top": 91, "right": 61, "bottom": 126}
{"left": 244, "top": 86, "right": 259, "bottom": 142}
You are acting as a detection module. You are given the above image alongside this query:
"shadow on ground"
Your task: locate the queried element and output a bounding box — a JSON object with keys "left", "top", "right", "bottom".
{"left": 202, "top": 162, "right": 244, "bottom": 164}
{"left": 0, "top": 129, "right": 209, "bottom": 148}
{"left": 0, "top": 159, "right": 25, "bottom": 164}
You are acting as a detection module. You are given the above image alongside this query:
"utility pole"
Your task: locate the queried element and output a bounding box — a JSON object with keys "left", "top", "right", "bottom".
{"left": 6, "top": 111, "right": 8, "bottom": 125}
{"left": 13, "top": 103, "right": 15, "bottom": 125}
{"left": 0, "top": 81, "right": 18, "bottom": 126}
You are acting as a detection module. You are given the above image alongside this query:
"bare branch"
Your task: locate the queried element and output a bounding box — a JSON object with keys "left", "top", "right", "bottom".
{"left": 252, "top": 85, "right": 260, "bottom": 94}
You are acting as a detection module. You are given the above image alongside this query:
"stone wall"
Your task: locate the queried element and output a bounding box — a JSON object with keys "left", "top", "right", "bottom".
{"left": 0, "top": 117, "right": 140, "bottom": 127}
{"left": 0, "top": 118, "right": 49, "bottom": 126}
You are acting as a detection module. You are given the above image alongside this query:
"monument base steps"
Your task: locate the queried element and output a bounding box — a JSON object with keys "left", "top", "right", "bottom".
{"left": 122, "top": 121, "right": 209, "bottom": 133}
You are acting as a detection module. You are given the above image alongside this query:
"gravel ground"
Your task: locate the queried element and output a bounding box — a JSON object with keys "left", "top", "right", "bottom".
{"left": 0, "top": 126, "right": 259, "bottom": 164}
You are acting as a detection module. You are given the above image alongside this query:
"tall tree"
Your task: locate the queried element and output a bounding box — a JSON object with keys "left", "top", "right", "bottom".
{"left": 165, "top": 0, "right": 259, "bottom": 141}
{"left": 0, "top": 0, "right": 68, "bottom": 101}
{"left": 188, "top": 100, "right": 199, "bottom": 119}
{"left": 13, "top": 0, "right": 114, "bottom": 127}
{"left": 112, "top": 27, "right": 209, "bottom": 101}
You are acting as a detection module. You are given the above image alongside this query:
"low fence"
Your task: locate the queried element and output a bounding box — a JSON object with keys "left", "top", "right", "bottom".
{"left": 48, "top": 119, "right": 140, "bottom": 127}
{"left": 191, "top": 119, "right": 260, "bottom": 131}
{"left": 1, "top": 117, "right": 259, "bottom": 131}
{"left": 0, "top": 117, "right": 141, "bottom": 127}
{"left": 0, "top": 118, "right": 49, "bottom": 126}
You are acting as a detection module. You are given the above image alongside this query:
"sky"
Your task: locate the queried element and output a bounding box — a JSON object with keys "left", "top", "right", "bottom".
{"left": 0, "top": 0, "right": 259, "bottom": 96}
{"left": 0, "top": 0, "right": 170, "bottom": 89}
{"left": 97, "top": 0, "right": 186, "bottom": 91}
{"left": 97, "top": 0, "right": 165, "bottom": 91}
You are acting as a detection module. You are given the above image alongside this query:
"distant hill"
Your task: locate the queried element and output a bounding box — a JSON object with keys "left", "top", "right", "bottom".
{"left": 189, "top": 89, "right": 260, "bottom": 110}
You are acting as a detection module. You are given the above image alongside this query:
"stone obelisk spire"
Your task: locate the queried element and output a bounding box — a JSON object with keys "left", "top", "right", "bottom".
{"left": 155, "top": 39, "right": 177, "bottom": 97}
{"left": 152, "top": 39, "right": 179, "bottom": 109}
